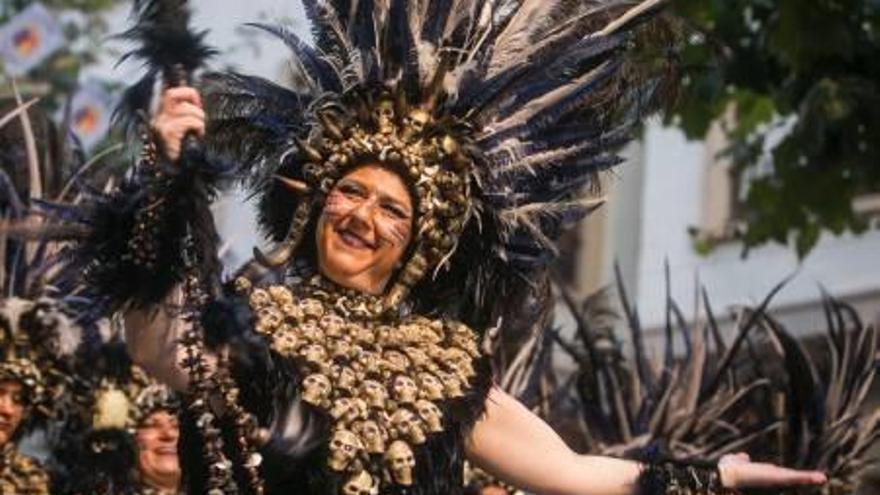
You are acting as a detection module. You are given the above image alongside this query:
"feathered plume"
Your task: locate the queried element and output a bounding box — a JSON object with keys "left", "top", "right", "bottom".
{"left": 114, "top": 0, "right": 215, "bottom": 135}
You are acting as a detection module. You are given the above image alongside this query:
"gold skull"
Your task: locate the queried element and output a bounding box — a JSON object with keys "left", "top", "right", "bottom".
{"left": 373, "top": 99, "right": 396, "bottom": 135}
{"left": 301, "top": 373, "right": 331, "bottom": 405}
{"left": 268, "top": 285, "right": 294, "bottom": 306}
{"left": 319, "top": 314, "right": 345, "bottom": 338}
{"left": 402, "top": 109, "right": 431, "bottom": 141}
{"left": 417, "top": 372, "right": 445, "bottom": 401}
{"left": 328, "top": 429, "right": 363, "bottom": 471}
{"left": 391, "top": 375, "right": 418, "bottom": 404}
{"left": 437, "top": 371, "right": 464, "bottom": 399}
{"left": 300, "top": 298, "right": 325, "bottom": 319}
{"left": 335, "top": 366, "right": 358, "bottom": 392}
{"left": 342, "top": 470, "right": 379, "bottom": 495}
{"left": 299, "top": 321, "right": 325, "bottom": 343}
{"left": 271, "top": 330, "right": 301, "bottom": 355}
{"left": 301, "top": 343, "right": 328, "bottom": 366}
{"left": 281, "top": 302, "right": 304, "bottom": 321}
{"left": 384, "top": 440, "right": 415, "bottom": 486}
{"left": 415, "top": 400, "right": 443, "bottom": 433}
{"left": 360, "top": 380, "right": 388, "bottom": 409}
{"left": 391, "top": 408, "right": 426, "bottom": 445}
{"left": 382, "top": 350, "right": 410, "bottom": 374}
{"left": 353, "top": 420, "right": 387, "bottom": 454}
{"left": 249, "top": 288, "right": 271, "bottom": 308}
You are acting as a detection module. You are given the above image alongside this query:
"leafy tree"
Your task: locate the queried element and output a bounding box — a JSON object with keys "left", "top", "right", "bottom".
{"left": 666, "top": 0, "right": 880, "bottom": 257}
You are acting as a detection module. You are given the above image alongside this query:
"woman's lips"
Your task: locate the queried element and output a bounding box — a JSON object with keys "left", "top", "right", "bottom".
{"left": 337, "top": 228, "right": 375, "bottom": 250}
{"left": 155, "top": 446, "right": 178, "bottom": 455}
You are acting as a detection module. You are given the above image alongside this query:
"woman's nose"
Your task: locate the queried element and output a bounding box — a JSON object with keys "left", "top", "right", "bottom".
{"left": 348, "top": 198, "right": 376, "bottom": 227}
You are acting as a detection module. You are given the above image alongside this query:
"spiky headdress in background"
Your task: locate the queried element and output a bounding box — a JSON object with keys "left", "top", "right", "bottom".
{"left": 54, "top": 341, "right": 181, "bottom": 495}
{"left": 0, "top": 100, "right": 90, "bottom": 435}
{"left": 206, "top": 0, "right": 667, "bottom": 320}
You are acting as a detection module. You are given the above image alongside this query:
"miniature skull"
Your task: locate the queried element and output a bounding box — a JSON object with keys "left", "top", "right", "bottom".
{"left": 301, "top": 343, "right": 328, "bottom": 366}
{"left": 271, "top": 331, "right": 300, "bottom": 355}
{"left": 384, "top": 440, "right": 416, "bottom": 486}
{"left": 320, "top": 314, "right": 345, "bottom": 338}
{"left": 391, "top": 375, "right": 418, "bottom": 404}
{"left": 268, "top": 285, "right": 294, "bottom": 306}
{"left": 415, "top": 400, "right": 443, "bottom": 433}
{"left": 391, "top": 408, "right": 426, "bottom": 445}
{"left": 383, "top": 350, "right": 410, "bottom": 374}
{"left": 233, "top": 277, "right": 252, "bottom": 294}
{"left": 437, "top": 372, "right": 464, "bottom": 398}
{"left": 301, "top": 373, "right": 331, "bottom": 405}
{"left": 249, "top": 288, "right": 271, "bottom": 308}
{"left": 328, "top": 429, "right": 363, "bottom": 471}
{"left": 403, "top": 348, "right": 430, "bottom": 368}
{"left": 281, "top": 302, "right": 304, "bottom": 321}
{"left": 358, "top": 352, "right": 382, "bottom": 377}
{"left": 351, "top": 324, "right": 375, "bottom": 346}
{"left": 330, "top": 397, "right": 354, "bottom": 420}
{"left": 299, "top": 320, "right": 324, "bottom": 343}
{"left": 403, "top": 109, "right": 431, "bottom": 140}
{"left": 360, "top": 380, "right": 388, "bottom": 409}
{"left": 375, "top": 325, "right": 398, "bottom": 347}
{"left": 342, "top": 470, "right": 379, "bottom": 495}
{"left": 335, "top": 366, "right": 358, "bottom": 392}
{"left": 354, "top": 420, "right": 387, "bottom": 454}
{"left": 332, "top": 339, "right": 354, "bottom": 360}
{"left": 256, "top": 307, "right": 283, "bottom": 334}
{"left": 417, "top": 372, "right": 444, "bottom": 401}
{"left": 374, "top": 99, "right": 396, "bottom": 134}
{"left": 300, "top": 298, "right": 325, "bottom": 319}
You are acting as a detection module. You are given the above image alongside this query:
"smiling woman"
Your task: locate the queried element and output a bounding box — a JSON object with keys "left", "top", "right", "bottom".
{"left": 135, "top": 410, "right": 181, "bottom": 493}
{"left": 317, "top": 165, "right": 415, "bottom": 296}
{"left": 42, "top": 0, "right": 829, "bottom": 494}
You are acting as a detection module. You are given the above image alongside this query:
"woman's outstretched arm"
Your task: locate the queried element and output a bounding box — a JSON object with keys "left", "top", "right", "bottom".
{"left": 467, "top": 387, "right": 826, "bottom": 495}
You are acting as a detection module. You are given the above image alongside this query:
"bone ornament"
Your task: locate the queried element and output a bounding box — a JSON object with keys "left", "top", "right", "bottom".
{"left": 342, "top": 470, "right": 379, "bottom": 495}
{"left": 384, "top": 440, "right": 416, "bottom": 486}
{"left": 244, "top": 279, "right": 481, "bottom": 491}
{"left": 329, "top": 429, "right": 363, "bottom": 471}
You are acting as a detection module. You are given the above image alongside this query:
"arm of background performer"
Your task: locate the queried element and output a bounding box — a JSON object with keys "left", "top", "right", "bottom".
{"left": 124, "top": 286, "right": 217, "bottom": 391}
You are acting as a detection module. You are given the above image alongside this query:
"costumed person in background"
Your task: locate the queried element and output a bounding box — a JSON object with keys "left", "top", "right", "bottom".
{"left": 0, "top": 358, "right": 49, "bottom": 495}
{"left": 56, "top": 342, "right": 182, "bottom": 495}
{"left": 1, "top": 165, "right": 83, "bottom": 495}
{"left": 21, "top": 0, "right": 830, "bottom": 494}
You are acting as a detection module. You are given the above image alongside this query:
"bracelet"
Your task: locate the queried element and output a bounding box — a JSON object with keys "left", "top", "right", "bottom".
{"left": 638, "top": 461, "right": 740, "bottom": 495}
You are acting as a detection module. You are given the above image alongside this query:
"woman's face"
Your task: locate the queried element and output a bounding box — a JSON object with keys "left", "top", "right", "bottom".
{"left": 0, "top": 381, "right": 24, "bottom": 446}
{"left": 317, "top": 165, "right": 414, "bottom": 295}
{"left": 135, "top": 410, "right": 181, "bottom": 491}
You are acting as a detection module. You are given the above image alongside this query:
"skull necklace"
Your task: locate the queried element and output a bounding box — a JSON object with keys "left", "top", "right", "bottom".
{"left": 239, "top": 277, "right": 481, "bottom": 493}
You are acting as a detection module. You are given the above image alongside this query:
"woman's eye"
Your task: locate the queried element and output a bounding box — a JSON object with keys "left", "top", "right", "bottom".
{"left": 382, "top": 204, "right": 408, "bottom": 219}
{"left": 337, "top": 183, "right": 364, "bottom": 197}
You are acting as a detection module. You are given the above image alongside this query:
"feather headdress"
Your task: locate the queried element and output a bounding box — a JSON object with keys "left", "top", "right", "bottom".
{"left": 205, "top": 0, "right": 667, "bottom": 323}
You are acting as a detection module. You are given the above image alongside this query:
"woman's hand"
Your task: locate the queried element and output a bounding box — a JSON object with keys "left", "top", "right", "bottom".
{"left": 150, "top": 86, "right": 206, "bottom": 162}
{"left": 718, "top": 453, "right": 827, "bottom": 489}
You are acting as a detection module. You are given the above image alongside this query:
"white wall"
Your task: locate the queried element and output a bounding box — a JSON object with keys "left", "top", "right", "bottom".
{"left": 629, "top": 120, "right": 880, "bottom": 334}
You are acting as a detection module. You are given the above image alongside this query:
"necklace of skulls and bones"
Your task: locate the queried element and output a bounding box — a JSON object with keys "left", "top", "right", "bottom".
{"left": 236, "top": 276, "right": 481, "bottom": 492}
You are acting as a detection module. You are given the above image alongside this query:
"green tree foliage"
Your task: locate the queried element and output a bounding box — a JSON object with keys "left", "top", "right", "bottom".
{"left": 667, "top": 0, "right": 880, "bottom": 257}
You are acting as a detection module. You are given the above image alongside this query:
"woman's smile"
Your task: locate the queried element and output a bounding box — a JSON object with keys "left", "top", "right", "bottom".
{"left": 335, "top": 225, "right": 377, "bottom": 251}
